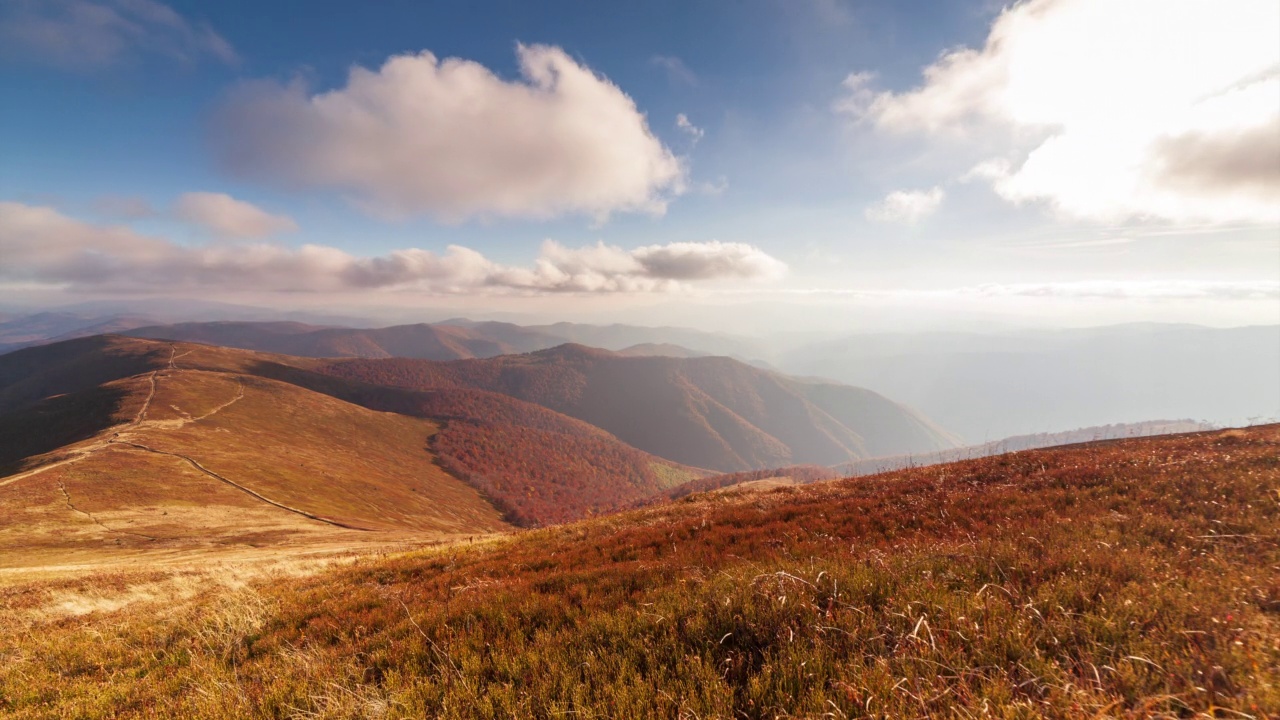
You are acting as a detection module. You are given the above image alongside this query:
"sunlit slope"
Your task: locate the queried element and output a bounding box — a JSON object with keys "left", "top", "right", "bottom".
{"left": 5, "top": 426, "right": 1275, "bottom": 717}
{"left": 0, "top": 361, "right": 510, "bottom": 561}
{"left": 1, "top": 336, "right": 703, "bottom": 528}
{"left": 318, "top": 344, "right": 961, "bottom": 472}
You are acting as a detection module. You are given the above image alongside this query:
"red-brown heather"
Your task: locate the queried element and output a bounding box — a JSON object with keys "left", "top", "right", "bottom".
{"left": 2, "top": 424, "right": 1276, "bottom": 718}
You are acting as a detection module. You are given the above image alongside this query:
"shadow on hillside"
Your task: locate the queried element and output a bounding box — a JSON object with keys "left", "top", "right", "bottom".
{"left": 247, "top": 360, "right": 392, "bottom": 408}
{"left": 0, "top": 384, "right": 130, "bottom": 476}
{"left": 0, "top": 334, "right": 168, "bottom": 410}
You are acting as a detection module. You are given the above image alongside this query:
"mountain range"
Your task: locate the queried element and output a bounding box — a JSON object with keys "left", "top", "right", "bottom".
{"left": 4, "top": 310, "right": 1275, "bottom": 442}
{"left": 1, "top": 332, "right": 953, "bottom": 540}
{"left": 315, "top": 344, "right": 958, "bottom": 471}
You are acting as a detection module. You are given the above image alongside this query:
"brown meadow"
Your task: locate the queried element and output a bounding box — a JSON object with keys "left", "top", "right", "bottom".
{"left": 2, "top": 425, "right": 1276, "bottom": 718}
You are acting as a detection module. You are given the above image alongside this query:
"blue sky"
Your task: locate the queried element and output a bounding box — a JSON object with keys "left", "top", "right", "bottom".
{"left": 1, "top": 0, "right": 1277, "bottom": 332}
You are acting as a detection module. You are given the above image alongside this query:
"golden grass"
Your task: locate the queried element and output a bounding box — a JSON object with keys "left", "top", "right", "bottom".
{"left": 1, "top": 362, "right": 510, "bottom": 567}
{"left": 1, "top": 426, "right": 1276, "bottom": 718}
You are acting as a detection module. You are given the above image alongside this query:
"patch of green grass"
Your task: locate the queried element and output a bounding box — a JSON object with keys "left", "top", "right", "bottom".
{"left": 648, "top": 461, "right": 703, "bottom": 489}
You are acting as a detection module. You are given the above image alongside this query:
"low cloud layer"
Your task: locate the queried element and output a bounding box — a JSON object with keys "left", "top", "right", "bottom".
{"left": 212, "top": 44, "right": 686, "bottom": 222}
{"left": 839, "top": 0, "right": 1280, "bottom": 225}
{"left": 173, "top": 192, "right": 298, "bottom": 239}
{"left": 0, "top": 0, "right": 236, "bottom": 70}
{"left": 959, "top": 280, "right": 1280, "bottom": 301}
{"left": 865, "top": 187, "right": 944, "bottom": 224}
{"left": 0, "top": 202, "right": 783, "bottom": 294}
{"left": 764, "top": 280, "right": 1280, "bottom": 302}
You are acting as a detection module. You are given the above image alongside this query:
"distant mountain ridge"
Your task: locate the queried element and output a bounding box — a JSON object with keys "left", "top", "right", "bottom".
{"left": 782, "top": 324, "right": 1280, "bottom": 441}
{"left": 125, "top": 321, "right": 567, "bottom": 360}
{"left": 123, "top": 319, "right": 759, "bottom": 365}
{"left": 12, "top": 315, "right": 1266, "bottom": 443}
{"left": 315, "top": 343, "right": 960, "bottom": 472}
{"left": 838, "top": 419, "right": 1216, "bottom": 476}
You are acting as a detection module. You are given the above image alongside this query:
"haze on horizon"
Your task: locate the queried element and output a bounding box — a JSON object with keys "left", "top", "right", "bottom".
{"left": 0, "top": 0, "right": 1277, "bottom": 335}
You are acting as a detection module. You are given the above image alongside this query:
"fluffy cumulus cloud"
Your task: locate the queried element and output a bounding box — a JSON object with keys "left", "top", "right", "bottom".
{"left": 839, "top": 0, "right": 1280, "bottom": 224}
{"left": 0, "top": 0, "right": 236, "bottom": 69}
{"left": 865, "top": 187, "right": 945, "bottom": 224}
{"left": 212, "top": 44, "right": 686, "bottom": 222}
{"left": 0, "top": 202, "right": 783, "bottom": 294}
{"left": 173, "top": 192, "right": 298, "bottom": 239}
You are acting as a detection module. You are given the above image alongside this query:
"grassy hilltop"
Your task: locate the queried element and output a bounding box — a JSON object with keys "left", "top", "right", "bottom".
{"left": 2, "top": 425, "right": 1276, "bottom": 718}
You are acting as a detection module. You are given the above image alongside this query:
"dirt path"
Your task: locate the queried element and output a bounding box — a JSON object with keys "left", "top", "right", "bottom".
{"left": 0, "top": 450, "right": 105, "bottom": 488}
{"left": 113, "top": 440, "right": 373, "bottom": 531}
{"left": 56, "top": 479, "right": 158, "bottom": 541}
{"left": 0, "top": 353, "right": 169, "bottom": 489}
{"left": 2, "top": 347, "right": 361, "bottom": 533}
{"left": 192, "top": 379, "right": 244, "bottom": 421}
{"left": 133, "top": 347, "right": 171, "bottom": 424}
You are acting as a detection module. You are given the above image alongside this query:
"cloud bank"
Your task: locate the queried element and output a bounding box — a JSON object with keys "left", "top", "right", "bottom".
{"left": 0, "top": 202, "right": 783, "bottom": 294}
{"left": 0, "top": 0, "right": 236, "bottom": 69}
{"left": 839, "top": 0, "right": 1280, "bottom": 225}
{"left": 213, "top": 44, "right": 686, "bottom": 222}
{"left": 761, "top": 280, "right": 1280, "bottom": 302}
{"left": 173, "top": 192, "right": 298, "bottom": 239}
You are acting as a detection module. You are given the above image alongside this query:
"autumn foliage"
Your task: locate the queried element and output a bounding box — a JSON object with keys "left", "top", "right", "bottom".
{"left": 3, "top": 426, "right": 1276, "bottom": 718}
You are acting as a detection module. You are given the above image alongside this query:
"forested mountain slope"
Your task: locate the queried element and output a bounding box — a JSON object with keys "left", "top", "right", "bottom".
{"left": 317, "top": 344, "right": 959, "bottom": 472}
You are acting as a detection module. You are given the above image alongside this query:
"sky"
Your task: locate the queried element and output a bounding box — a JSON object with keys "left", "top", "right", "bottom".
{"left": 0, "top": 0, "right": 1277, "bottom": 334}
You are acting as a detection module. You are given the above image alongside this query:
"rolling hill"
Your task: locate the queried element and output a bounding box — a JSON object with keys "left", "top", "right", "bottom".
{"left": 615, "top": 342, "right": 709, "bottom": 358}
{"left": 0, "top": 336, "right": 703, "bottom": 533}
{"left": 4, "top": 425, "right": 1275, "bottom": 717}
{"left": 0, "top": 312, "right": 157, "bottom": 354}
{"left": 0, "top": 344, "right": 511, "bottom": 562}
{"left": 315, "top": 344, "right": 960, "bottom": 472}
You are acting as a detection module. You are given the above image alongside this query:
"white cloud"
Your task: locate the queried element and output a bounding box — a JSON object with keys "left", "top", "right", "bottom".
{"left": 0, "top": 202, "right": 784, "bottom": 294}
{"left": 651, "top": 55, "right": 697, "bottom": 87}
{"left": 839, "top": 0, "right": 1280, "bottom": 225}
{"left": 865, "top": 187, "right": 945, "bottom": 224}
{"left": 0, "top": 0, "right": 236, "bottom": 69}
{"left": 750, "top": 280, "right": 1280, "bottom": 302}
{"left": 213, "top": 44, "right": 686, "bottom": 223}
{"left": 173, "top": 192, "right": 298, "bottom": 239}
{"left": 959, "top": 280, "right": 1280, "bottom": 301}
{"left": 675, "top": 113, "right": 704, "bottom": 144}
{"left": 634, "top": 241, "right": 786, "bottom": 281}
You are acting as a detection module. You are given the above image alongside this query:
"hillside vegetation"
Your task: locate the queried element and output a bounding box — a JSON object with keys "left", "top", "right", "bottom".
{"left": 317, "top": 344, "right": 959, "bottom": 472}
{"left": 0, "top": 350, "right": 510, "bottom": 563}
{"left": 0, "top": 337, "right": 701, "bottom": 529}
{"left": 2, "top": 426, "right": 1275, "bottom": 718}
